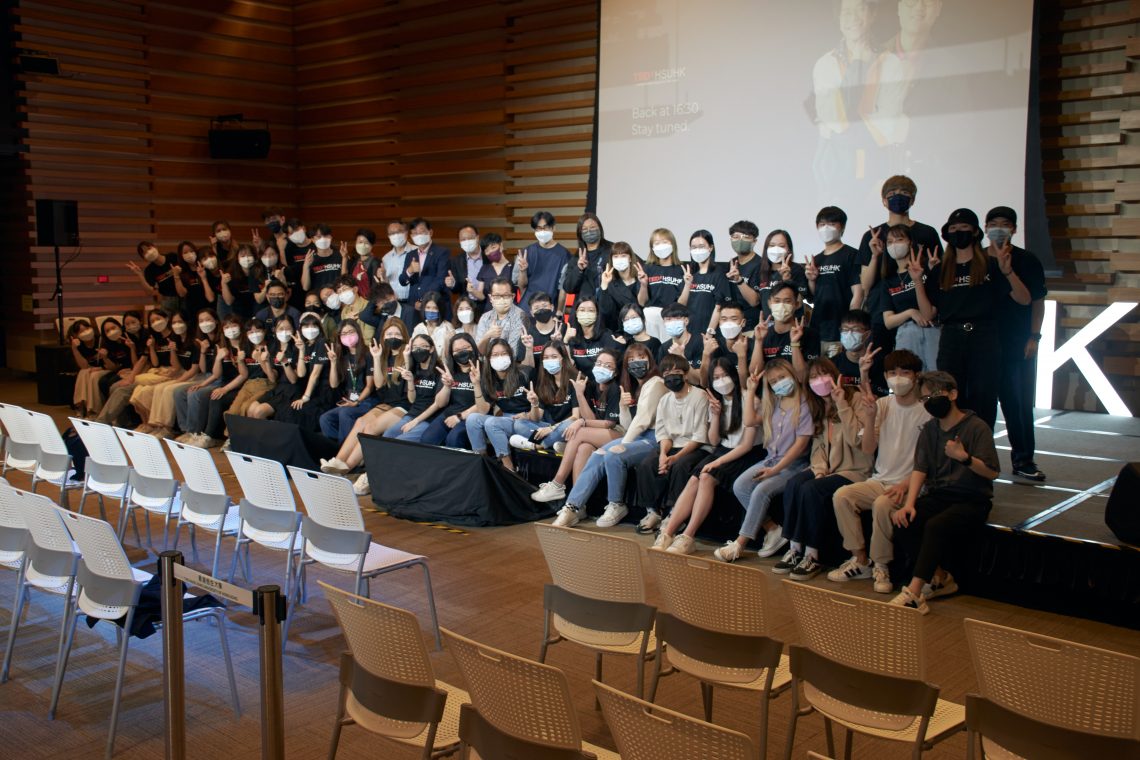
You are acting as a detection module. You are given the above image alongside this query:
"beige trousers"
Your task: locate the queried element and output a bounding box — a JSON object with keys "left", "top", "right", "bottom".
{"left": 832, "top": 479, "right": 900, "bottom": 567}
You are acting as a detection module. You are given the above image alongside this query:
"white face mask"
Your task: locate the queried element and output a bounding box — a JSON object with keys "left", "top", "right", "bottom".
{"left": 534, "top": 230, "right": 554, "bottom": 244}
{"left": 490, "top": 355, "right": 512, "bottom": 372}
{"left": 78, "top": 329, "right": 95, "bottom": 342}
{"left": 288, "top": 230, "right": 307, "bottom": 245}
{"left": 887, "top": 376, "right": 914, "bottom": 396}
{"left": 690, "top": 248, "right": 711, "bottom": 263}
{"left": 202, "top": 258, "right": 218, "bottom": 270}
{"left": 337, "top": 290, "right": 356, "bottom": 306}
{"left": 248, "top": 332, "right": 264, "bottom": 345}
{"left": 238, "top": 256, "right": 255, "bottom": 270}
{"left": 199, "top": 321, "right": 216, "bottom": 333}
{"left": 275, "top": 331, "right": 293, "bottom": 343}
{"left": 172, "top": 323, "right": 188, "bottom": 336}
{"left": 652, "top": 242, "right": 674, "bottom": 259}
{"left": 356, "top": 242, "right": 372, "bottom": 256}
{"left": 457, "top": 309, "right": 474, "bottom": 324}
{"left": 105, "top": 328, "right": 122, "bottom": 341}
{"left": 325, "top": 294, "right": 341, "bottom": 310}
{"left": 712, "top": 377, "right": 735, "bottom": 396}
{"left": 887, "top": 242, "right": 911, "bottom": 260}
{"left": 144, "top": 249, "right": 160, "bottom": 263}
{"left": 150, "top": 319, "right": 168, "bottom": 333}
{"left": 223, "top": 326, "right": 242, "bottom": 340}
{"left": 389, "top": 232, "right": 408, "bottom": 248}
{"left": 611, "top": 256, "right": 630, "bottom": 272}
{"left": 766, "top": 245, "right": 787, "bottom": 263}
{"left": 412, "top": 233, "right": 431, "bottom": 247}
{"left": 261, "top": 256, "right": 277, "bottom": 269}
{"left": 719, "top": 321, "right": 743, "bottom": 340}
{"left": 215, "top": 231, "right": 231, "bottom": 243}
{"left": 183, "top": 251, "right": 197, "bottom": 264}
{"left": 459, "top": 239, "right": 479, "bottom": 254}
{"left": 301, "top": 326, "right": 321, "bottom": 341}
{"left": 314, "top": 237, "right": 332, "bottom": 251}
{"left": 769, "top": 302, "right": 794, "bottom": 322}
{"left": 818, "top": 224, "right": 841, "bottom": 244}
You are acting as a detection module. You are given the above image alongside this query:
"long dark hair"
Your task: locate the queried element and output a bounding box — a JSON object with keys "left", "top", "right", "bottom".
{"left": 709, "top": 356, "right": 743, "bottom": 435}
{"left": 335, "top": 318, "right": 368, "bottom": 375}
{"left": 806, "top": 357, "right": 854, "bottom": 425}
{"left": 480, "top": 338, "right": 525, "bottom": 399}
{"left": 408, "top": 333, "right": 441, "bottom": 378}
{"left": 619, "top": 342, "right": 659, "bottom": 396}
{"left": 446, "top": 332, "right": 478, "bottom": 375}
{"left": 757, "top": 229, "right": 794, "bottom": 283}
{"left": 536, "top": 341, "right": 573, "bottom": 407}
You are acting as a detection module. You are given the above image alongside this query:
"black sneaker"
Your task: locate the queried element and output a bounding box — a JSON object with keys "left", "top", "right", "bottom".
{"left": 1013, "top": 465, "right": 1046, "bottom": 482}
{"left": 772, "top": 548, "right": 803, "bottom": 575}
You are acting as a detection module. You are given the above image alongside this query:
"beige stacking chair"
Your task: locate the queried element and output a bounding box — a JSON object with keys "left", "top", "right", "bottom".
{"left": 442, "top": 628, "right": 619, "bottom": 759}
{"left": 534, "top": 523, "right": 656, "bottom": 701}
{"left": 647, "top": 550, "right": 790, "bottom": 760}
{"left": 595, "top": 680, "right": 755, "bottom": 760}
{"left": 964, "top": 617, "right": 1140, "bottom": 759}
{"left": 782, "top": 581, "right": 965, "bottom": 760}
{"left": 322, "top": 582, "right": 466, "bottom": 760}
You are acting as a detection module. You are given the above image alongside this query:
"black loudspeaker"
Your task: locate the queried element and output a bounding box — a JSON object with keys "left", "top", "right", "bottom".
{"left": 35, "top": 199, "right": 79, "bottom": 247}
{"left": 208, "top": 128, "right": 271, "bottom": 159}
{"left": 1105, "top": 463, "right": 1140, "bottom": 545}
{"left": 35, "top": 344, "right": 77, "bottom": 406}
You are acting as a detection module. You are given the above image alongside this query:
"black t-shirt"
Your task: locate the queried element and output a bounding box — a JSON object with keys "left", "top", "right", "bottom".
{"left": 832, "top": 351, "right": 888, "bottom": 397}
{"left": 810, "top": 245, "right": 862, "bottom": 341}
{"left": 642, "top": 264, "right": 686, "bottom": 308}
{"left": 710, "top": 334, "right": 754, "bottom": 369}
{"left": 181, "top": 268, "right": 212, "bottom": 315}
{"left": 585, "top": 380, "right": 622, "bottom": 425}
{"left": 568, "top": 329, "right": 622, "bottom": 375}
{"left": 372, "top": 357, "right": 408, "bottom": 407}
{"left": 441, "top": 370, "right": 477, "bottom": 417}
{"left": 219, "top": 346, "right": 242, "bottom": 383}
{"left": 755, "top": 263, "right": 810, "bottom": 318}
{"left": 525, "top": 322, "right": 559, "bottom": 365}
{"left": 308, "top": 253, "right": 343, "bottom": 293}
{"left": 490, "top": 366, "right": 533, "bottom": 415}
{"left": 242, "top": 347, "right": 269, "bottom": 380}
{"left": 928, "top": 258, "right": 1011, "bottom": 325}
{"left": 858, "top": 221, "right": 944, "bottom": 290}
{"left": 125, "top": 328, "right": 148, "bottom": 356}
{"left": 407, "top": 369, "right": 444, "bottom": 416}
{"left": 685, "top": 263, "right": 732, "bottom": 335}
{"left": 598, "top": 278, "right": 641, "bottom": 332}
{"left": 657, "top": 332, "right": 704, "bottom": 370}
{"left": 618, "top": 334, "right": 661, "bottom": 360}
{"left": 175, "top": 339, "right": 200, "bottom": 373}
{"left": 996, "top": 246, "right": 1047, "bottom": 355}
{"left": 145, "top": 259, "right": 181, "bottom": 297}
{"left": 540, "top": 386, "right": 577, "bottom": 423}
{"left": 761, "top": 325, "right": 821, "bottom": 363}
{"left": 102, "top": 338, "right": 133, "bottom": 369}
{"left": 730, "top": 255, "right": 765, "bottom": 329}
{"left": 336, "top": 355, "right": 375, "bottom": 399}
{"left": 875, "top": 270, "right": 928, "bottom": 318}
{"left": 151, "top": 332, "right": 176, "bottom": 368}
{"left": 75, "top": 342, "right": 100, "bottom": 369}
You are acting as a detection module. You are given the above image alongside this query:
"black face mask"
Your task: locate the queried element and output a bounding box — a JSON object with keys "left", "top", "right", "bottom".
{"left": 947, "top": 230, "right": 975, "bottom": 250}
{"left": 453, "top": 350, "right": 474, "bottom": 365}
{"left": 411, "top": 348, "right": 432, "bottom": 364}
{"left": 379, "top": 301, "right": 398, "bottom": 317}
{"left": 887, "top": 194, "right": 912, "bottom": 214}
{"left": 266, "top": 219, "right": 282, "bottom": 234}
{"left": 923, "top": 395, "right": 952, "bottom": 419}
{"left": 663, "top": 375, "right": 686, "bottom": 392}
{"left": 384, "top": 337, "right": 404, "bottom": 351}
{"left": 305, "top": 302, "right": 321, "bottom": 314}
{"left": 627, "top": 360, "right": 649, "bottom": 378}
{"left": 268, "top": 297, "right": 285, "bottom": 309}
{"left": 532, "top": 308, "right": 554, "bottom": 323}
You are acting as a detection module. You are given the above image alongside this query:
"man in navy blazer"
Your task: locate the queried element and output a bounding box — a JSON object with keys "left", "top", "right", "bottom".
{"left": 398, "top": 217, "right": 457, "bottom": 324}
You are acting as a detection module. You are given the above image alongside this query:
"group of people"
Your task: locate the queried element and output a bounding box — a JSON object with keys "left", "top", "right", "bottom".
{"left": 66, "top": 173, "right": 1046, "bottom": 613}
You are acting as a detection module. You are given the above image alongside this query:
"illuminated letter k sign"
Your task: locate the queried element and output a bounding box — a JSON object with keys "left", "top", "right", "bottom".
{"left": 1036, "top": 300, "right": 1137, "bottom": 416}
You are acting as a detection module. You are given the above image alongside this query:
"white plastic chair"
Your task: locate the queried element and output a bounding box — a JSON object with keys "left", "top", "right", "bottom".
{"left": 113, "top": 427, "right": 181, "bottom": 548}
{"left": 26, "top": 410, "right": 79, "bottom": 507}
{"left": 287, "top": 466, "right": 441, "bottom": 649}
{"left": 55, "top": 316, "right": 86, "bottom": 337}
{"left": 224, "top": 451, "right": 302, "bottom": 601}
{"left": 165, "top": 440, "right": 239, "bottom": 578}
{"left": 0, "top": 402, "right": 41, "bottom": 476}
{"left": 1, "top": 489, "right": 80, "bottom": 684}
{"left": 52, "top": 509, "right": 240, "bottom": 758}
{"left": 0, "top": 479, "right": 28, "bottom": 574}
{"left": 69, "top": 418, "right": 131, "bottom": 523}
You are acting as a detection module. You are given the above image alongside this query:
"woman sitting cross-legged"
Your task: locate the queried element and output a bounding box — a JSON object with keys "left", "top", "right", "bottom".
{"left": 506, "top": 341, "right": 580, "bottom": 459}
{"left": 464, "top": 337, "right": 537, "bottom": 471}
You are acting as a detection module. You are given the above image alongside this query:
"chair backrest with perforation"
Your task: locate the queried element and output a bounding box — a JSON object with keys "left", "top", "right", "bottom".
{"left": 594, "top": 680, "right": 755, "bottom": 760}
{"left": 19, "top": 490, "right": 77, "bottom": 556}
{"left": 965, "top": 618, "right": 1140, "bottom": 739}
{"left": 444, "top": 628, "right": 583, "bottom": 750}
{"left": 0, "top": 484, "right": 28, "bottom": 553}
{"left": 287, "top": 467, "right": 364, "bottom": 532}
{"left": 165, "top": 440, "right": 226, "bottom": 496}
{"left": 114, "top": 428, "right": 174, "bottom": 481}
{"left": 58, "top": 510, "right": 133, "bottom": 584}
{"left": 650, "top": 550, "right": 772, "bottom": 637}
{"left": 70, "top": 418, "right": 129, "bottom": 468}
{"left": 26, "top": 412, "right": 67, "bottom": 457}
{"left": 784, "top": 581, "right": 925, "bottom": 680}
{"left": 534, "top": 524, "right": 645, "bottom": 604}
{"left": 322, "top": 581, "right": 434, "bottom": 687}
{"left": 0, "top": 403, "right": 38, "bottom": 447}
{"left": 225, "top": 451, "right": 295, "bottom": 512}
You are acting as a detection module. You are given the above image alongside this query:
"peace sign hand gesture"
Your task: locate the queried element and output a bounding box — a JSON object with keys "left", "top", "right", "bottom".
{"left": 577, "top": 247, "right": 589, "bottom": 271}
{"left": 995, "top": 240, "right": 1014, "bottom": 276}
{"left": 706, "top": 388, "right": 722, "bottom": 417}
{"left": 868, "top": 225, "right": 884, "bottom": 257}
{"left": 858, "top": 341, "right": 882, "bottom": 374}
{"left": 635, "top": 261, "right": 649, "bottom": 286}
{"left": 905, "top": 249, "right": 925, "bottom": 280}
{"left": 525, "top": 381, "right": 539, "bottom": 406}
{"left": 755, "top": 315, "right": 772, "bottom": 343}
{"left": 600, "top": 263, "right": 614, "bottom": 289}
{"left": 251, "top": 228, "right": 262, "bottom": 248}
{"left": 778, "top": 253, "right": 793, "bottom": 281}
{"left": 437, "top": 364, "right": 454, "bottom": 386}
{"left": 728, "top": 258, "right": 740, "bottom": 283}
{"left": 925, "top": 245, "right": 941, "bottom": 270}
{"left": 804, "top": 257, "right": 819, "bottom": 283}
{"left": 517, "top": 249, "right": 529, "bottom": 272}
{"left": 326, "top": 343, "right": 338, "bottom": 362}
{"left": 790, "top": 317, "right": 805, "bottom": 343}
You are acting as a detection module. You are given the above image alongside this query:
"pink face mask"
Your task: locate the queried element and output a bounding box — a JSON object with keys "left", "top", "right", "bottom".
{"left": 340, "top": 332, "right": 359, "bottom": 348}
{"left": 809, "top": 375, "right": 835, "bottom": 397}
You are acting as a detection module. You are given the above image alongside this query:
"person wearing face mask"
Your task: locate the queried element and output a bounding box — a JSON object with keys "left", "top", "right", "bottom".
{"left": 655, "top": 358, "right": 768, "bottom": 555}
{"left": 253, "top": 280, "right": 301, "bottom": 334}
{"left": 420, "top": 334, "right": 488, "bottom": 449}
{"left": 929, "top": 208, "right": 1030, "bottom": 431}
{"left": 683, "top": 230, "right": 732, "bottom": 336}
{"left": 146, "top": 312, "right": 212, "bottom": 439}
{"left": 345, "top": 228, "right": 376, "bottom": 300}
{"left": 831, "top": 309, "right": 888, "bottom": 396}
{"left": 196, "top": 249, "right": 226, "bottom": 316}
{"left": 258, "top": 312, "right": 335, "bottom": 431}
{"left": 220, "top": 243, "right": 263, "bottom": 319}
{"left": 131, "top": 311, "right": 198, "bottom": 433}
{"left": 333, "top": 275, "right": 377, "bottom": 343}
{"left": 257, "top": 239, "right": 292, "bottom": 292}
{"left": 315, "top": 319, "right": 380, "bottom": 447}
{"left": 455, "top": 224, "right": 484, "bottom": 297}
{"left": 771, "top": 359, "right": 873, "bottom": 581}
{"left": 464, "top": 338, "right": 537, "bottom": 472}
{"left": 725, "top": 220, "right": 766, "bottom": 330}
{"left": 615, "top": 303, "right": 660, "bottom": 359}
{"left": 513, "top": 210, "right": 569, "bottom": 316}
{"left": 399, "top": 217, "right": 454, "bottom": 324}
{"left": 68, "top": 319, "right": 106, "bottom": 418}
{"left": 127, "top": 240, "right": 187, "bottom": 314}
{"left": 565, "top": 296, "right": 621, "bottom": 376}
{"left": 260, "top": 207, "right": 288, "bottom": 256}
{"left": 597, "top": 241, "right": 644, "bottom": 331}
{"left": 806, "top": 206, "right": 863, "bottom": 358}
{"left": 858, "top": 175, "right": 944, "bottom": 298}
{"left": 874, "top": 224, "right": 940, "bottom": 369}
{"left": 321, "top": 320, "right": 412, "bottom": 476}
{"left": 753, "top": 282, "right": 820, "bottom": 380}
{"left": 985, "top": 207, "right": 1048, "bottom": 482}
{"left": 223, "top": 319, "right": 280, "bottom": 437}
{"left": 210, "top": 220, "right": 236, "bottom": 261}
{"left": 383, "top": 335, "right": 450, "bottom": 445}
{"left": 719, "top": 360, "right": 816, "bottom": 563}
{"left": 300, "top": 222, "right": 344, "bottom": 295}
{"left": 828, "top": 349, "right": 930, "bottom": 591}
{"left": 176, "top": 314, "right": 237, "bottom": 445}
{"left": 97, "top": 309, "right": 180, "bottom": 427}
{"left": 508, "top": 342, "right": 580, "bottom": 455}
{"left": 411, "top": 290, "right": 456, "bottom": 356}
{"left": 452, "top": 296, "right": 479, "bottom": 339}
{"left": 283, "top": 218, "right": 316, "bottom": 309}
{"left": 380, "top": 219, "right": 413, "bottom": 321}
{"left": 522, "top": 292, "right": 564, "bottom": 366}
{"left": 92, "top": 317, "right": 138, "bottom": 414}
{"left": 469, "top": 232, "right": 514, "bottom": 315}
{"left": 754, "top": 230, "right": 809, "bottom": 316}
{"left": 637, "top": 227, "right": 688, "bottom": 341}
{"left": 563, "top": 212, "right": 613, "bottom": 300}
{"left": 701, "top": 301, "right": 752, "bottom": 388}
{"left": 475, "top": 278, "right": 530, "bottom": 357}
{"left": 176, "top": 241, "right": 216, "bottom": 315}
{"left": 889, "top": 371, "right": 1000, "bottom": 614}
{"left": 173, "top": 310, "right": 222, "bottom": 439}
{"left": 657, "top": 303, "right": 704, "bottom": 385}
{"left": 187, "top": 316, "right": 251, "bottom": 448}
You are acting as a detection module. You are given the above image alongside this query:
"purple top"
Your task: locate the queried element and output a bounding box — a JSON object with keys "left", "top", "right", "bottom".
{"left": 764, "top": 399, "right": 813, "bottom": 464}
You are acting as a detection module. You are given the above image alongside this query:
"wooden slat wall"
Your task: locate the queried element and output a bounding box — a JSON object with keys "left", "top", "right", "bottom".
{"left": 1039, "top": 0, "right": 1140, "bottom": 414}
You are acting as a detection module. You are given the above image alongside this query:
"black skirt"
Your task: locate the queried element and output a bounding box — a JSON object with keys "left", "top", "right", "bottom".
{"left": 697, "top": 443, "right": 768, "bottom": 485}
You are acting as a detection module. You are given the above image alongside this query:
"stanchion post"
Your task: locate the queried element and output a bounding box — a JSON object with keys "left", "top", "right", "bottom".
{"left": 158, "top": 550, "right": 186, "bottom": 760}
{"left": 253, "top": 584, "right": 286, "bottom": 760}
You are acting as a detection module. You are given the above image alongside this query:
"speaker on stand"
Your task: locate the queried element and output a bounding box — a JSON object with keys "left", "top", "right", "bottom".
{"left": 35, "top": 199, "right": 80, "bottom": 405}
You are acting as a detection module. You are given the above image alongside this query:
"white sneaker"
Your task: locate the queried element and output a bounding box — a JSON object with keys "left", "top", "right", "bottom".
{"left": 352, "top": 473, "right": 371, "bottom": 496}
{"left": 666, "top": 534, "right": 696, "bottom": 555}
{"left": 636, "top": 509, "right": 662, "bottom": 534}
{"left": 200, "top": 436, "right": 225, "bottom": 449}
{"left": 713, "top": 541, "right": 743, "bottom": 563}
{"left": 174, "top": 433, "right": 194, "bottom": 444}
{"left": 890, "top": 586, "right": 929, "bottom": 615}
{"left": 873, "top": 564, "right": 892, "bottom": 593}
{"left": 509, "top": 434, "right": 536, "bottom": 451}
{"left": 321, "top": 457, "right": 349, "bottom": 474}
{"left": 220, "top": 439, "right": 231, "bottom": 452}
{"left": 595, "top": 502, "right": 628, "bottom": 528}
{"left": 553, "top": 442, "right": 566, "bottom": 455}
{"left": 923, "top": 572, "right": 958, "bottom": 600}
{"left": 188, "top": 433, "right": 212, "bottom": 448}
{"left": 652, "top": 531, "right": 674, "bottom": 550}
{"left": 757, "top": 526, "right": 787, "bottom": 558}
{"left": 551, "top": 505, "right": 581, "bottom": 528}
{"left": 531, "top": 481, "right": 566, "bottom": 502}
{"left": 827, "top": 556, "right": 874, "bottom": 583}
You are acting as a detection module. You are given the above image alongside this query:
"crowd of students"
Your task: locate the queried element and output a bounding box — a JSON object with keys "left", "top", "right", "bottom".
{"left": 66, "top": 174, "right": 1047, "bottom": 614}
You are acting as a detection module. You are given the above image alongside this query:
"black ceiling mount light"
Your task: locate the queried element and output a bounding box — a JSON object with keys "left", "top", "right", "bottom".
{"left": 208, "top": 114, "right": 271, "bottom": 160}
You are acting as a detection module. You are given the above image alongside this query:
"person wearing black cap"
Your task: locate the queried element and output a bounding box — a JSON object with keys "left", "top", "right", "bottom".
{"left": 926, "top": 208, "right": 1031, "bottom": 430}
{"left": 985, "top": 206, "right": 1048, "bottom": 481}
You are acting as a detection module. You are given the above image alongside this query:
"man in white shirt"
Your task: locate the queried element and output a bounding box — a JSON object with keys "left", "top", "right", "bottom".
{"left": 380, "top": 219, "right": 411, "bottom": 322}
{"left": 828, "top": 349, "right": 930, "bottom": 592}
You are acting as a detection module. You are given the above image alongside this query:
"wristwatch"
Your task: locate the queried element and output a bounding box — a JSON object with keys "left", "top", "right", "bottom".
{"left": 1030, "top": 332, "right": 1042, "bottom": 341}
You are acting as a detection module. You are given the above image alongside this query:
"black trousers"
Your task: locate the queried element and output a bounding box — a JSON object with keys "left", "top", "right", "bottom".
{"left": 999, "top": 351, "right": 1037, "bottom": 468}
{"left": 937, "top": 325, "right": 1001, "bottom": 431}
{"left": 782, "top": 471, "right": 852, "bottom": 550}
{"left": 632, "top": 447, "right": 709, "bottom": 512}
{"left": 895, "top": 492, "right": 991, "bottom": 582}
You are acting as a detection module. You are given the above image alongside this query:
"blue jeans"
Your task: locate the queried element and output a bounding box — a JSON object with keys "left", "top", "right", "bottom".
{"left": 176, "top": 380, "right": 219, "bottom": 432}
{"left": 732, "top": 457, "right": 810, "bottom": 540}
{"left": 513, "top": 418, "right": 573, "bottom": 450}
{"left": 384, "top": 415, "right": 432, "bottom": 442}
{"left": 319, "top": 398, "right": 379, "bottom": 442}
{"left": 566, "top": 431, "right": 658, "bottom": 507}
{"left": 895, "top": 321, "right": 941, "bottom": 375}
{"left": 421, "top": 416, "right": 471, "bottom": 448}
{"left": 465, "top": 413, "right": 516, "bottom": 457}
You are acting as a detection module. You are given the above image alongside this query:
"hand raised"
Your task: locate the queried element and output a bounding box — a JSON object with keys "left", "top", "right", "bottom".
{"left": 517, "top": 249, "right": 529, "bottom": 272}
{"left": 790, "top": 317, "right": 804, "bottom": 343}
{"left": 868, "top": 225, "right": 884, "bottom": 256}
{"left": 858, "top": 341, "right": 881, "bottom": 374}
{"left": 577, "top": 247, "right": 588, "bottom": 270}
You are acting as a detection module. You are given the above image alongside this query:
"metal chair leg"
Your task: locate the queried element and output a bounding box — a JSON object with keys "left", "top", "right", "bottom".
{"left": 1, "top": 576, "right": 29, "bottom": 682}
{"left": 49, "top": 597, "right": 81, "bottom": 719}
{"left": 212, "top": 609, "right": 241, "bottom": 718}
{"left": 104, "top": 608, "right": 136, "bottom": 760}
{"left": 843, "top": 728, "right": 854, "bottom": 760}
{"left": 419, "top": 561, "right": 442, "bottom": 651}
{"left": 701, "top": 682, "right": 714, "bottom": 722}
{"left": 328, "top": 682, "right": 349, "bottom": 760}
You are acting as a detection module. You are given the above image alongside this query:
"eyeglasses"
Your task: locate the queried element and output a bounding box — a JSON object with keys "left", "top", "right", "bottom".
{"left": 918, "top": 392, "right": 946, "bottom": 403}
{"left": 729, "top": 234, "right": 756, "bottom": 242}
